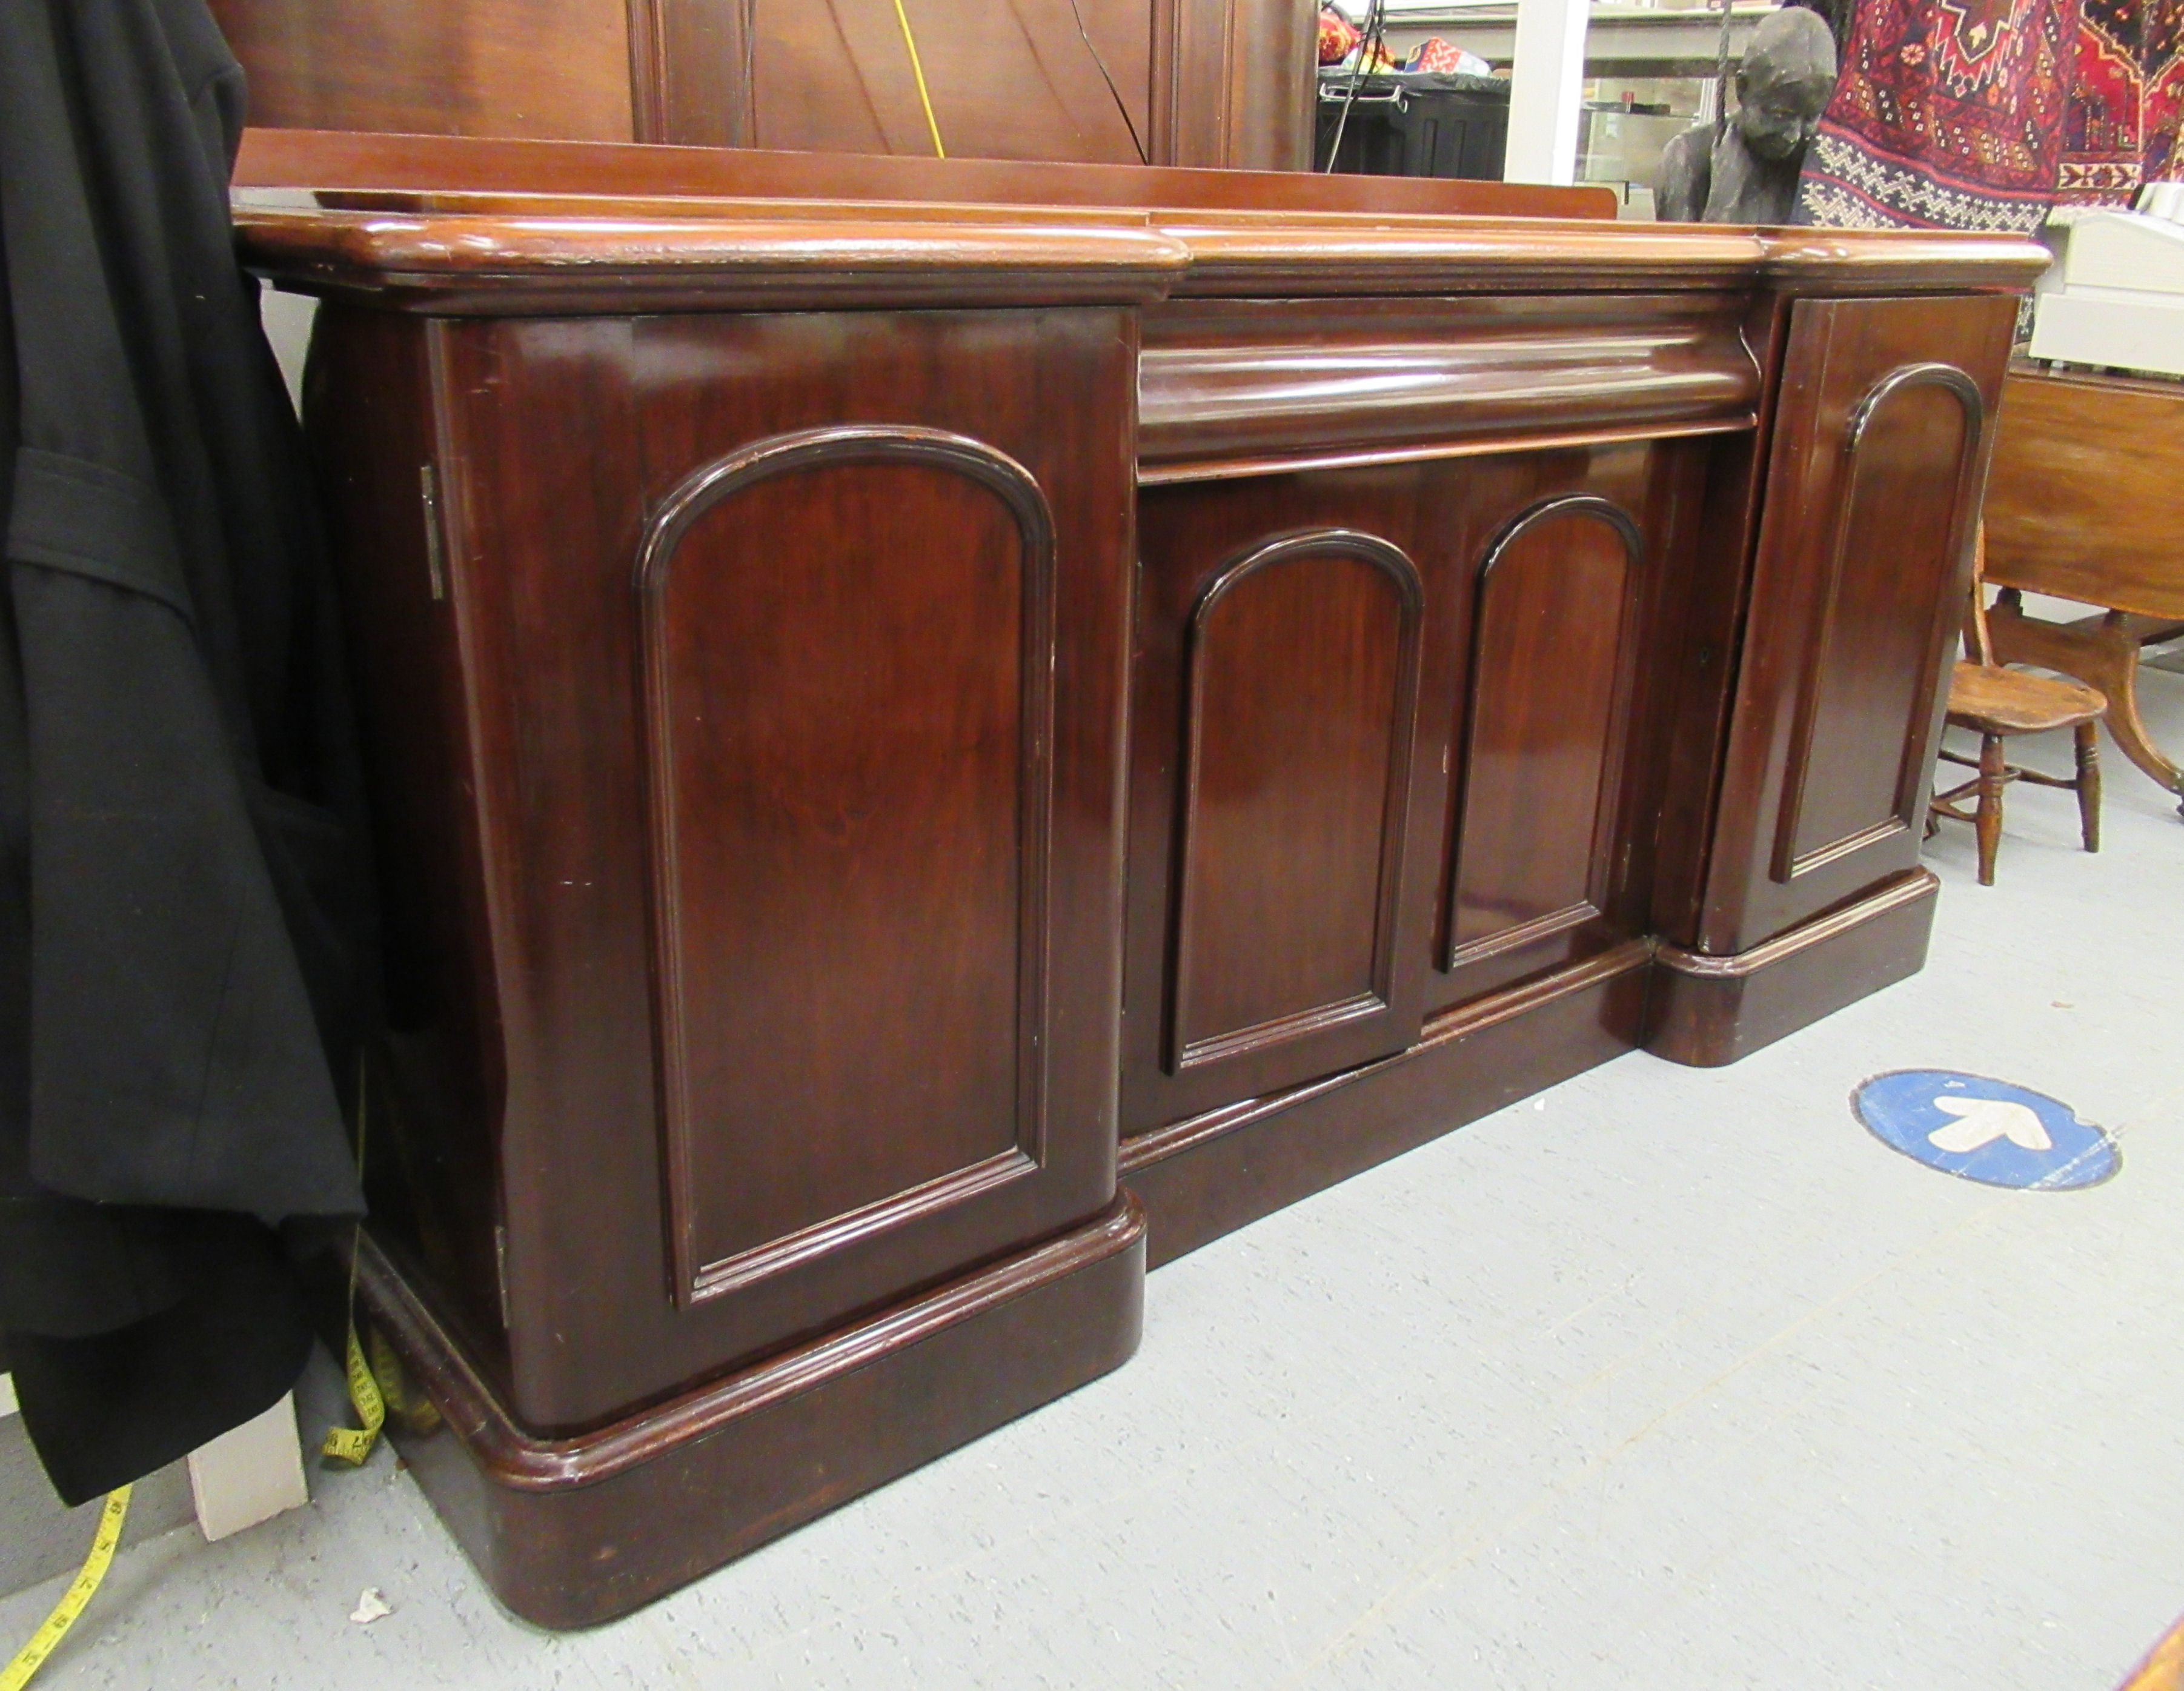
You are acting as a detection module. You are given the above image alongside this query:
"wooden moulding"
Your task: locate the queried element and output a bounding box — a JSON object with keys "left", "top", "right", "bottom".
{"left": 231, "top": 125, "right": 1617, "bottom": 221}
{"left": 1120, "top": 940, "right": 1653, "bottom": 1267}
{"left": 231, "top": 207, "right": 1195, "bottom": 314}
{"left": 226, "top": 129, "right": 2049, "bottom": 316}
{"left": 359, "top": 1196, "right": 1146, "bottom": 1629}
{"left": 1157, "top": 220, "right": 2049, "bottom": 299}
{"left": 1138, "top": 294, "right": 1762, "bottom": 480}
{"left": 232, "top": 203, "right": 2049, "bottom": 316}
{"left": 1647, "top": 869, "right": 1939, "bottom": 1068}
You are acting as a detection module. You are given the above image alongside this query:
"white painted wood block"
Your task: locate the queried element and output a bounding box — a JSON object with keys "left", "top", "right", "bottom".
{"left": 0, "top": 1371, "right": 16, "bottom": 1419}
{"left": 187, "top": 1392, "right": 308, "bottom": 1542}
{"left": 1504, "top": 0, "right": 1592, "bottom": 184}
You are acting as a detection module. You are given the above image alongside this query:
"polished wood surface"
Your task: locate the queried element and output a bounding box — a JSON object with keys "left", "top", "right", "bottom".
{"left": 659, "top": 0, "right": 1157, "bottom": 159}
{"left": 1138, "top": 296, "right": 1760, "bottom": 478}
{"left": 211, "top": 0, "right": 1312, "bottom": 167}
{"left": 1447, "top": 499, "right": 1640, "bottom": 964}
{"left": 318, "top": 301, "right": 1136, "bottom": 1431}
{"left": 207, "top": 0, "right": 635, "bottom": 141}
{"left": 1123, "top": 943, "right": 1652, "bottom": 1266}
{"left": 1647, "top": 871, "right": 1939, "bottom": 1067}
{"left": 1982, "top": 365, "right": 2184, "bottom": 809}
{"left": 1126, "top": 497, "right": 1436, "bottom": 1128}
{"left": 228, "top": 125, "right": 1622, "bottom": 221}
{"left": 1157, "top": 0, "right": 1315, "bottom": 170}
{"left": 361, "top": 1200, "right": 1144, "bottom": 1627}
{"left": 248, "top": 135, "right": 2040, "bottom": 1620}
{"left": 1985, "top": 367, "right": 2184, "bottom": 622}
{"left": 1171, "top": 536, "right": 1421, "bottom": 1063}
{"left": 1695, "top": 294, "right": 2020, "bottom": 955}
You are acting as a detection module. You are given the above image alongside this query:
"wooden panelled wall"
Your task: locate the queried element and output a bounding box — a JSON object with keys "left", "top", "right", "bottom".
{"left": 205, "top": 0, "right": 1315, "bottom": 167}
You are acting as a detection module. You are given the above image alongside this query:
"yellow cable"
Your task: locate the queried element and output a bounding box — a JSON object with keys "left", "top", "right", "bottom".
{"left": 1, "top": 1486, "right": 132, "bottom": 1691}
{"left": 890, "top": 0, "right": 946, "bottom": 158}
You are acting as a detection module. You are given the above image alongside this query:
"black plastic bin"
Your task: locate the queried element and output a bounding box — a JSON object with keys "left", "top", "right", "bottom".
{"left": 1315, "top": 70, "right": 1510, "bottom": 180}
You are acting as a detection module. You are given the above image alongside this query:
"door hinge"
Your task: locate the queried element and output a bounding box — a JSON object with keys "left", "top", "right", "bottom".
{"left": 420, "top": 463, "right": 448, "bottom": 602}
{"left": 493, "top": 1223, "right": 512, "bottom": 1329}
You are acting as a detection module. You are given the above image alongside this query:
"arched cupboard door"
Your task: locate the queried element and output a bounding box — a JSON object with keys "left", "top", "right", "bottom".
{"left": 1435, "top": 494, "right": 1648, "bottom": 1006}
{"left": 1124, "top": 527, "right": 1433, "bottom": 1129}
{"left": 1698, "top": 294, "right": 2021, "bottom": 955}
{"left": 636, "top": 425, "right": 1060, "bottom": 1307}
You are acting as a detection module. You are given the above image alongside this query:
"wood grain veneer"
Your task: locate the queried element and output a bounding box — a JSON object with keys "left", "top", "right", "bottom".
{"left": 1696, "top": 295, "right": 2020, "bottom": 956}
{"left": 210, "top": 0, "right": 1312, "bottom": 168}
{"left": 1138, "top": 296, "right": 1761, "bottom": 478}
{"left": 1647, "top": 870, "right": 1940, "bottom": 1066}
{"left": 633, "top": 427, "right": 1058, "bottom": 1305}
{"left": 1123, "top": 942, "right": 1654, "bottom": 1264}
{"left": 207, "top": 0, "right": 637, "bottom": 141}
{"left": 360, "top": 1198, "right": 1146, "bottom": 1627}
{"left": 1985, "top": 367, "right": 2184, "bottom": 623}
{"left": 230, "top": 126, "right": 1616, "bottom": 216}
{"left": 256, "top": 136, "right": 2040, "bottom": 1621}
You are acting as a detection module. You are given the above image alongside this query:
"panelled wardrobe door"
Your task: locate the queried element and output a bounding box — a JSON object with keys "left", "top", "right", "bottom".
{"left": 428, "top": 308, "right": 1137, "bottom": 1430}
{"left": 1699, "top": 294, "right": 2020, "bottom": 955}
{"left": 1126, "top": 483, "right": 1437, "bottom": 1135}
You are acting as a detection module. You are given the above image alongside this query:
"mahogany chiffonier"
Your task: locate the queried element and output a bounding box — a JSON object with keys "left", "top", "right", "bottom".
{"left": 231, "top": 130, "right": 2043, "bottom": 1625}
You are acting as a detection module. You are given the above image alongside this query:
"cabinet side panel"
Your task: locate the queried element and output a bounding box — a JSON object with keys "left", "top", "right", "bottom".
{"left": 305, "top": 308, "right": 511, "bottom": 1369}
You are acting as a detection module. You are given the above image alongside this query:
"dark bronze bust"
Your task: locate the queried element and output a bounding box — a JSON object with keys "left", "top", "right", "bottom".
{"left": 1655, "top": 8, "right": 1838, "bottom": 224}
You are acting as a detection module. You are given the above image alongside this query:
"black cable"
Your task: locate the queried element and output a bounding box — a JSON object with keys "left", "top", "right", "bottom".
{"left": 1322, "top": 0, "right": 1389, "bottom": 173}
{"left": 1065, "top": 0, "right": 1149, "bottom": 164}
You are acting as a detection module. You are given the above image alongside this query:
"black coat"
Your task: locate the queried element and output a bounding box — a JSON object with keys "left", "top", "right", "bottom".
{"left": 0, "top": 0, "right": 370, "bottom": 1503}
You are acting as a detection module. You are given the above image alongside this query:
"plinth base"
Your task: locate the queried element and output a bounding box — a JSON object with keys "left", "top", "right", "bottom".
{"left": 1121, "top": 942, "right": 1653, "bottom": 1266}
{"left": 359, "top": 1195, "right": 1145, "bottom": 1628}
{"left": 1646, "top": 871, "right": 1939, "bottom": 1068}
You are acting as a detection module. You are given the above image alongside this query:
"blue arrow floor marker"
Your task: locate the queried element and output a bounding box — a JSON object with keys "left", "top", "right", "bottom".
{"left": 1853, "top": 1070, "right": 2119, "bottom": 1191}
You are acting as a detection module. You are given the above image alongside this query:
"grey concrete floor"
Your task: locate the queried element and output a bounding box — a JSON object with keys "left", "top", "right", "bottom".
{"left": 7, "top": 668, "right": 2182, "bottom": 1691}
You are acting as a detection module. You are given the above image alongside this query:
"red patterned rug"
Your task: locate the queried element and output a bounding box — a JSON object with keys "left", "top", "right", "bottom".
{"left": 2059, "top": 0, "right": 2184, "bottom": 202}
{"left": 2062, "top": 0, "right": 2145, "bottom": 200}
{"left": 2145, "top": 0, "right": 2184, "bottom": 178}
{"left": 1796, "top": 0, "right": 2084, "bottom": 230}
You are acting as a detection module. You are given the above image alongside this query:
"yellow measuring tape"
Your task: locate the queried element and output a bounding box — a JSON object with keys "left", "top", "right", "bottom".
{"left": 0, "top": 1485, "right": 131, "bottom": 1691}
{"left": 323, "top": 1062, "right": 385, "bottom": 1466}
{"left": 890, "top": 0, "right": 946, "bottom": 157}
{"left": 320, "top": 1314, "right": 386, "bottom": 1466}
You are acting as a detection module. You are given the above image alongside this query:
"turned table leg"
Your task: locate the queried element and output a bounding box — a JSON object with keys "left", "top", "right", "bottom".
{"left": 1988, "top": 596, "right": 2184, "bottom": 815}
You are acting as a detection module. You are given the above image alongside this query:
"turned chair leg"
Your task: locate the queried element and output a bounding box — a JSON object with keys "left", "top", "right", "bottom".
{"left": 1975, "top": 733, "right": 2006, "bottom": 885}
{"left": 2075, "top": 720, "right": 2102, "bottom": 853}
